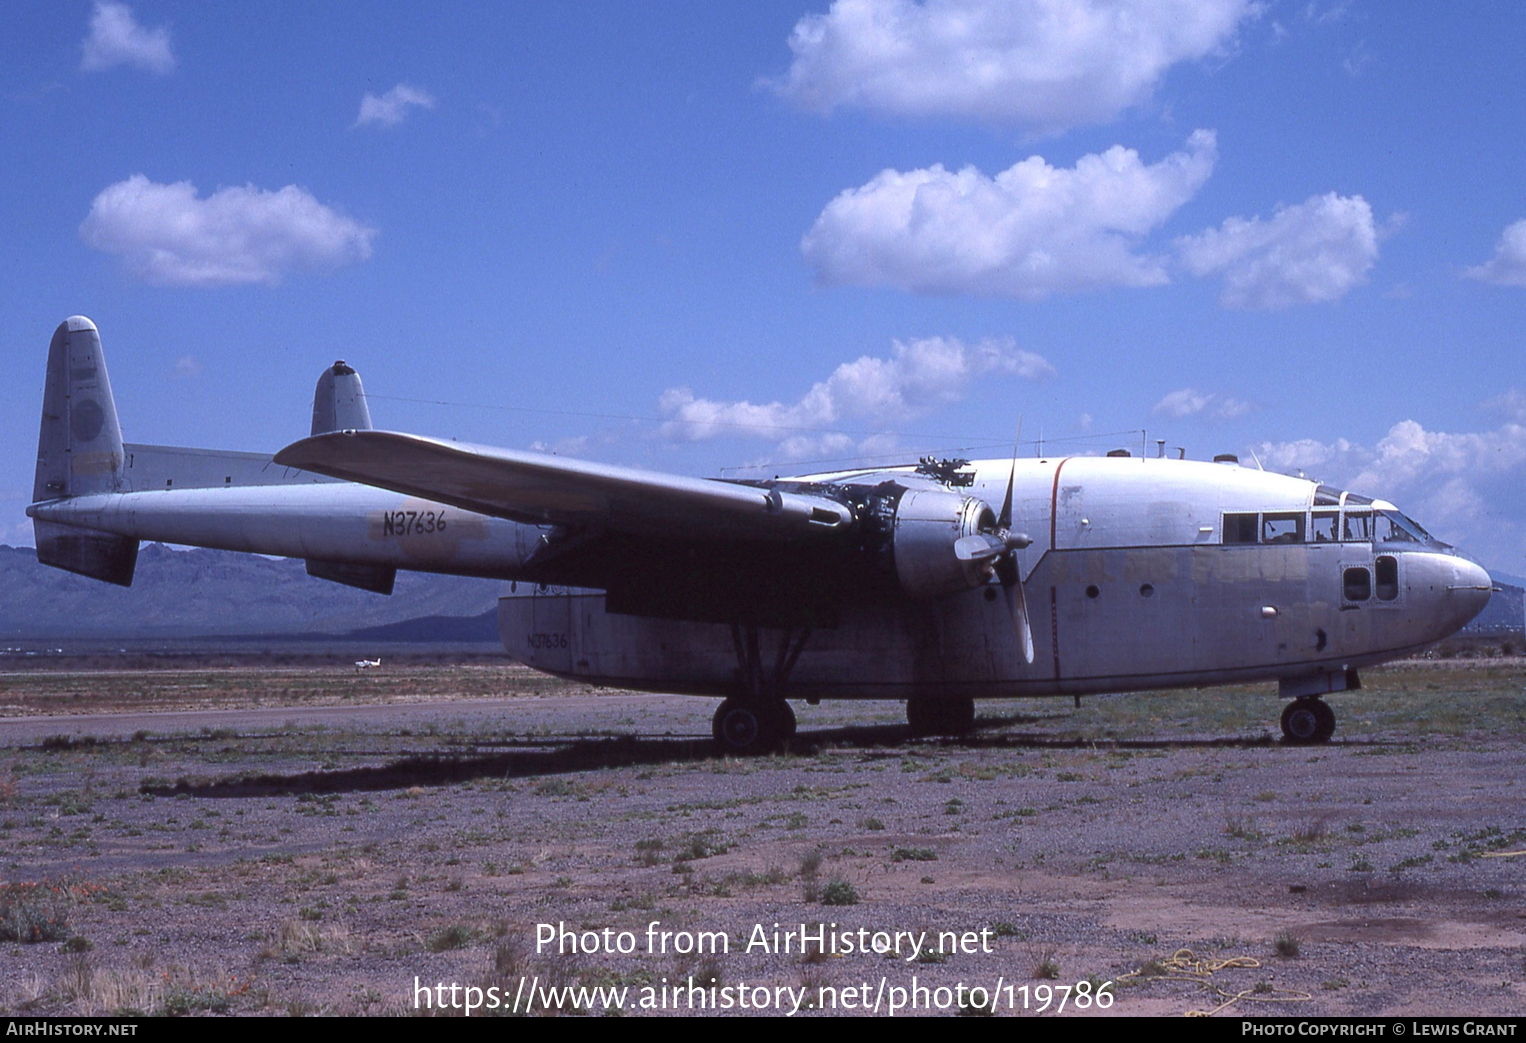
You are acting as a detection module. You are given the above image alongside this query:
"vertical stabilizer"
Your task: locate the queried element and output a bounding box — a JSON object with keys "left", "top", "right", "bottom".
{"left": 305, "top": 358, "right": 389, "bottom": 593}
{"left": 34, "top": 316, "right": 125, "bottom": 501}
{"left": 311, "top": 360, "right": 372, "bottom": 435}
{"left": 32, "top": 316, "right": 138, "bottom": 585}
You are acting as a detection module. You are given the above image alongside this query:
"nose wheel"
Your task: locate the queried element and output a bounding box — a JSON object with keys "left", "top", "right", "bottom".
{"left": 1281, "top": 697, "right": 1336, "bottom": 745}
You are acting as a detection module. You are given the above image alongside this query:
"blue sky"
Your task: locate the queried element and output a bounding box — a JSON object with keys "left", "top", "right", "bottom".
{"left": 3, "top": 1, "right": 1525, "bottom": 574}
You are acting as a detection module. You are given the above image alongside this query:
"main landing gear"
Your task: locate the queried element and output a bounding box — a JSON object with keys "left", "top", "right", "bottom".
{"left": 1280, "top": 697, "right": 1336, "bottom": 745}
{"left": 711, "top": 624, "right": 810, "bottom": 755}
{"left": 906, "top": 694, "right": 976, "bottom": 737}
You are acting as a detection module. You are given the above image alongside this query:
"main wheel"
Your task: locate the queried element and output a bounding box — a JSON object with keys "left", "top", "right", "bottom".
{"left": 712, "top": 698, "right": 787, "bottom": 755}
{"left": 906, "top": 696, "right": 938, "bottom": 736}
{"left": 1281, "top": 699, "right": 1329, "bottom": 745}
{"left": 945, "top": 695, "right": 975, "bottom": 735}
{"left": 1310, "top": 698, "right": 1336, "bottom": 742}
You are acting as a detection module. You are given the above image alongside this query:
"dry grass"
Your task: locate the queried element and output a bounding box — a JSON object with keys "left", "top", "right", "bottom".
{"left": 1289, "top": 815, "right": 1334, "bottom": 845}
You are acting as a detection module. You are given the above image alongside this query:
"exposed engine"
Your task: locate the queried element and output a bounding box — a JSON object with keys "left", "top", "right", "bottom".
{"left": 840, "top": 482, "right": 999, "bottom": 599}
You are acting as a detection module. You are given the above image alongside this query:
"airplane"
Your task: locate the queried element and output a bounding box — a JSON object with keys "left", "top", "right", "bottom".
{"left": 354, "top": 658, "right": 382, "bottom": 672}
{"left": 27, "top": 316, "right": 1493, "bottom": 753}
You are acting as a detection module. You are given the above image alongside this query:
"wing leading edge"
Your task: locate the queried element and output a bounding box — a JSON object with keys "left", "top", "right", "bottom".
{"left": 272, "top": 430, "right": 853, "bottom": 542}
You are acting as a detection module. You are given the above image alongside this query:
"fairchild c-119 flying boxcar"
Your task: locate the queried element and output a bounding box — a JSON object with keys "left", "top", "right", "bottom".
{"left": 28, "top": 317, "right": 1493, "bottom": 752}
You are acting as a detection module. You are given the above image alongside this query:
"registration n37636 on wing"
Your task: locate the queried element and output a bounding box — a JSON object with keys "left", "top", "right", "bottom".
{"left": 27, "top": 317, "right": 1492, "bottom": 752}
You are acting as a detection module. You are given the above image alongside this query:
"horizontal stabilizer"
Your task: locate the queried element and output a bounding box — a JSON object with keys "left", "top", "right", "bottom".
{"left": 274, "top": 431, "right": 854, "bottom": 540}
{"left": 305, "top": 559, "right": 396, "bottom": 595}
{"left": 33, "top": 519, "right": 138, "bottom": 587}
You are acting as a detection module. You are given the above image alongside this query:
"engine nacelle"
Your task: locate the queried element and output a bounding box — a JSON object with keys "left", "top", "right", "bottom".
{"left": 890, "top": 488, "right": 996, "bottom": 599}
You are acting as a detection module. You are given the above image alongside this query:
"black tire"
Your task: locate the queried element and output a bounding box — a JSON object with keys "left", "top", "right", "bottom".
{"left": 945, "top": 695, "right": 976, "bottom": 735}
{"left": 1281, "top": 699, "right": 1327, "bottom": 745}
{"left": 712, "top": 698, "right": 785, "bottom": 755}
{"left": 1311, "top": 698, "right": 1336, "bottom": 742}
{"left": 906, "top": 697, "right": 937, "bottom": 736}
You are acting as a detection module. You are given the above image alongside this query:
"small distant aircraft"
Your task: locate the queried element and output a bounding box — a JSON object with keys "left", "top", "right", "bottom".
{"left": 355, "top": 658, "right": 382, "bottom": 672}
{"left": 28, "top": 317, "right": 1492, "bottom": 752}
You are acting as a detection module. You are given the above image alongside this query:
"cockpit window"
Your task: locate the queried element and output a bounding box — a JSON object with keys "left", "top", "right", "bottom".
{"left": 1343, "top": 510, "right": 1373, "bottom": 542}
{"left": 1219, "top": 504, "right": 1443, "bottom": 548}
{"left": 1313, "top": 485, "right": 1342, "bottom": 507}
{"left": 1310, "top": 511, "right": 1339, "bottom": 543}
{"left": 1262, "top": 513, "right": 1304, "bottom": 544}
{"left": 1376, "top": 509, "right": 1431, "bottom": 544}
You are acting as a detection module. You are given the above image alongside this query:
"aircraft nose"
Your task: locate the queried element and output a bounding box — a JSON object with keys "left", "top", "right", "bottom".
{"left": 1446, "top": 557, "right": 1493, "bottom": 629}
{"left": 1402, "top": 553, "right": 1492, "bottom": 641}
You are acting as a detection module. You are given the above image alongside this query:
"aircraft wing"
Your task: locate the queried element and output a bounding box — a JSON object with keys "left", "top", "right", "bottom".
{"left": 272, "top": 430, "right": 853, "bottom": 540}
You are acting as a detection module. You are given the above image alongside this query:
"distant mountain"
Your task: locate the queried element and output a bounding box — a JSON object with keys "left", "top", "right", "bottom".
{"left": 1464, "top": 581, "right": 1525, "bottom": 636}
{"left": 0, "top": 544, "right": 502, "bottom": 639}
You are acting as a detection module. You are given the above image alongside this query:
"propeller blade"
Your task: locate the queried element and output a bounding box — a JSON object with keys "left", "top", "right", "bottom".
{"left": 998, "top": 456, "right": 1015, "bottom": 531}
{"left": 1004, "top": 574, "right": 1035, "bottom": 664}
{"left": 997, "top": 419, "right": 1021, "bottom": 530}
{"left": 955, "top": 533, "right": 1007, "bottom": 563}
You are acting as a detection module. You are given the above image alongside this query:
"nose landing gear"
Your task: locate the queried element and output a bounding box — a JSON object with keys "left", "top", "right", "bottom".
{"left": 1280, "top": 697, "right": 1336, "bottom": 744}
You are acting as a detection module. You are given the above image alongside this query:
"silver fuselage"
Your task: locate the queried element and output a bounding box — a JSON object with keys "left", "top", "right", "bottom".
{"left": 33, "top": 449, "right": 1487, "bottom": 701}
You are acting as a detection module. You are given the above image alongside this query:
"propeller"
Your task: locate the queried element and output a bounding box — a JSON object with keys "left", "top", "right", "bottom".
{"left": 953, "top": 438, "right": 1034, "bottom": 664}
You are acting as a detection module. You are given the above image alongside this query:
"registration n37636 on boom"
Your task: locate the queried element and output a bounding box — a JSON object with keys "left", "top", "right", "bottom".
{"left": 27, "top": 317, "right": 1492, "bottom": 752}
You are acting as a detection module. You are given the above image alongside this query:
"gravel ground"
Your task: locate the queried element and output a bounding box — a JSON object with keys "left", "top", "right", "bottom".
{"left": 0, "top": 660, "right": 1522, "bottom": 1017}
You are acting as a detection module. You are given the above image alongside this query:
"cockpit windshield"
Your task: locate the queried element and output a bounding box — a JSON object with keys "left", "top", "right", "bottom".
{"left": 1375, "top": 509, "right": 1434, "bottom": 544}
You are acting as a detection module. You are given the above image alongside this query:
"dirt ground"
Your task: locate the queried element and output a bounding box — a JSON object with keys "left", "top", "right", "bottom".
{"left": 0, "top": 658, "right": 1523, "bottom": 1017}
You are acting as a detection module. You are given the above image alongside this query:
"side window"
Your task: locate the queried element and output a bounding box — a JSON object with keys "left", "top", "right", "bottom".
{"left": 1343, "top": 566, "right": 1371, "bottom": 602}
{"left": 1343, "top": 511, "right": 1373, "bottom": 542}
{"left": 1310, "top": 512, "right": 1339, "bottom": 543}
{"left": 1262, "top": 512, "right": 1305, "bottom": 544}
{"left": 1375, "top": 555, "right": 1399, "bottom": 600}
{"left": 1223, "top": 513, "right": 1259, "bottom": 544}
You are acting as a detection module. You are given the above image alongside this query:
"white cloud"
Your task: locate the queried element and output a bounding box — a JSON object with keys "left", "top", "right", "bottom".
{"left": 802, "top": 130, "right": 1216, "bottom": 300}
{"left": 80, "top": 175, "right": 376, "bottom": 287}
{"left": 1484, "top": 388, "right": 1526, "bottom": 423}
{"left": 1464, "top": 219, "right": 1526, "bottom": 288}
{"left": 1256, "top": 415, "right": 1526, "bottom": 574}
{"left": 1175, "top": 192, "right": 1379, "bottom": 309}
{"left": 771, "top": 0, "right": 1254, "bottom": 133}
{"left": 81, "top": 1, "right": 174, "bottom": 75}
{"left": 355, "top": 83, "right": 436, "bottom": 128}
{"left": 1152, "top": 387, "right": 1252, "bottom": 420}
{"left": 660, "top": 336, "right": 1053, "bottom": 460}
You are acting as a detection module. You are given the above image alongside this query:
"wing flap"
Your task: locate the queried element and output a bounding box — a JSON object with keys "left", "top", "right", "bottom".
{"left": 273, "top": 430, "right": 853, "bottom": 539}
